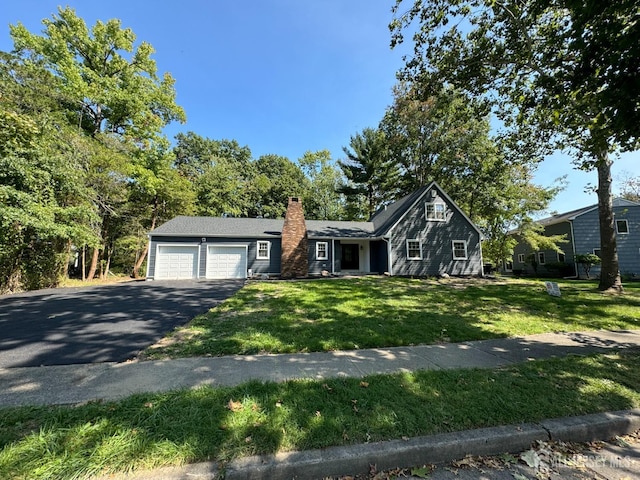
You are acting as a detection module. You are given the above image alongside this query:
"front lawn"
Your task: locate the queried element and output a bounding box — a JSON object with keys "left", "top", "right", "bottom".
{"left": 142, "top": 277, "right": 640, "bottom": 359}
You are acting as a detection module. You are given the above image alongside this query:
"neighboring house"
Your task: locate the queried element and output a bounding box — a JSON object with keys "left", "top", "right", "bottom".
{"left": 146, "top": 182, "right": 484, "bottom": 280}
{"left": 507, "top": 198, "right": 640, "bottom": 278}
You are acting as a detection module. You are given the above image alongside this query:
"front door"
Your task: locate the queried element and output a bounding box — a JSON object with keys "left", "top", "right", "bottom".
{"left": 341, "top": 244, "right": 359, "bottom": 270}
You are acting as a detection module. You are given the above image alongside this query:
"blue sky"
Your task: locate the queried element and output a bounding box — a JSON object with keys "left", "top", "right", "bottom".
{"left": 1, "top": 1, "right": 637, "bottom": 215}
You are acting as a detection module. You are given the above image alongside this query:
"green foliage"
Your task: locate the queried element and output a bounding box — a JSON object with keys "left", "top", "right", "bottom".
{"left": 338, "top": 128, "right": 399, "bottom": 220}
{"left": 2, "top": 351, "right": 639, "bottom": 479}
{"left": 390, "top": 0, "right": 636, "bottom": 290}
{"left": 298, "top": 150, "right": 346, "bottom": 220}
{"left": 10, "top": 6, "right": 185, "bottom": 139}
{"left": 249, "top": 154, "right": 309, "bottom": 218}
{"left": 575, "top": 253, "right": 602, "bottom": 279}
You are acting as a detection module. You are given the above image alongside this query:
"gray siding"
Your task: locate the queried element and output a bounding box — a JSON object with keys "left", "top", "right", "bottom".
{"left": 307, "top": 239, "right": 334, "bottom": 275}
{"left": 573, "top": 205, "right": 640, "bottom": 277}
{"left": 388, "top": 187, "right": 483, "bottom": 276}
{"left": 148, "top": 236, "right": 282, "bottom": 278}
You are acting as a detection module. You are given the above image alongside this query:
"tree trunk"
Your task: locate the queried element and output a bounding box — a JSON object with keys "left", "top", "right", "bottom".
{"left": 86, "top": 247, "right": 99, "bottom": 281}
{"left": 596, "top": 153, "right": 623, "bottom": 292}
{"left": 132, "top": 197, "right": 159, "bottom": 279}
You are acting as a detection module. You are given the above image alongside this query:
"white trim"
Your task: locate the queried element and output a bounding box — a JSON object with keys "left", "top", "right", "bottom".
{"left": 206, "top": 244, "right": 249, "bottom": 279}
{"left": 537, "top": 251, "right": 546, "bottom": 265}
{"left": 406, "top": 239, "right": 422, "bottom": 260}
{"left": 593, "top": 248, "right": 602, "bottom": 258}
{"left": 616, "top": 219, "right": 629, "bottom": 234}
{"left": 517, "top": 253, "right": 526, "bottom": 264}
{"left": 316, "top": 241, "right": 329, "bottom": 260}
{"left": 557, "top": 252, "right": 566, "bottom": 262}
{"left": 145, "top": 237, "right": 152, "bottom": 279}
{"left": 425, "top": 202, "right": 446, "bottom": 221}
{"left": 155, "top": 243, "right": 201, "bottom": 279}
{"left": 452, "top": 240, "right": 468, "bottom": 260}
{"left": 256, "top": 240, "right": 270, "bottom": 260}
{"left": 386, "top": 182, "right": 483, "bottom": 238}
{"left": 384, "top": 237, "right": 393, "bottom": 275}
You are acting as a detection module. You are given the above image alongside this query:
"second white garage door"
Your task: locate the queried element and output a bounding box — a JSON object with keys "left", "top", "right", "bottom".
{"left": 206, "top": 246, "right": 247, "bottom": 279}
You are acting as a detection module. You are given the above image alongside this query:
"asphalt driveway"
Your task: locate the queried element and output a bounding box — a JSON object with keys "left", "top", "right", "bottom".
{"left": 0, "top": 279, "right": 244, "bottom": 368}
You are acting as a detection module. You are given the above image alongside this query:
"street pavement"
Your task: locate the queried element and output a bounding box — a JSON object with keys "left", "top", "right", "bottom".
{"left": 1, "top": 329, "right": 639, "bottom": 479}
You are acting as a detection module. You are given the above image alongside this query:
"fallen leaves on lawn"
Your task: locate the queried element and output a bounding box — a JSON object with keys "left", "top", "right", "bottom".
{"left": 227, "top": 399, "right": 243, "bottom": 412}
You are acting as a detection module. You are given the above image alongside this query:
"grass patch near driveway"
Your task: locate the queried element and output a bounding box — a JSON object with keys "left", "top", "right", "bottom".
{"left": 1, "top": 350, "right": 639, "bottom": 480}
{"left": 142, "top": 277, "right": 640, "bottom": 359}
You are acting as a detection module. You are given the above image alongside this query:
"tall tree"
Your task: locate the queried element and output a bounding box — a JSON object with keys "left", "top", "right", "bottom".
{"left": 249, "top": 155, "right": 309, "bottom": 218}
{"left": 298, "top": 150, "right": 345, "bottom": 220}
{"left": 338, "top": 128, "right": 399, "bottom": 220}
{"left": 0, "top": 52, "right": 98, "bottom": 291}
{"left": 390, "top": 0, "right": 639, "bottom": 291}
{"left": 10, "top": 7, "right": 186, "bottom": 281}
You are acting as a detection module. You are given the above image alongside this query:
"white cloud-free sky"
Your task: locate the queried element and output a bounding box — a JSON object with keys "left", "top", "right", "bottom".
{"left": 1, "top": 1, "right": 637, "bottom": 214}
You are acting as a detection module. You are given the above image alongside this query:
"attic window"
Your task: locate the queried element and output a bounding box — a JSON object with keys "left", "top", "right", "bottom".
{"left": 616, "top": 219, "right": 629, "bottom": 234}
{"left": 425, "top": 202, "right": 446, "bottom": 221}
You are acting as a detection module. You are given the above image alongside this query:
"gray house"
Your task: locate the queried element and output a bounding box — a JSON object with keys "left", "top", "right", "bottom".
{"left": 508, "top": 198, "right": 640, "bottom": 278}
{"left": 146, "top": 182, "right": 484, "bottom": 280}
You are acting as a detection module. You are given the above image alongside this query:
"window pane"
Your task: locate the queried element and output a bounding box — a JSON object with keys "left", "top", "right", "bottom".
{"left": 616, "top": 220, "right": 629, "bottom": 233}
{"left": 257, "top": 242, "right": 269, "bottom": 258}
{"left": 407, "top": 240, "right": 421, "bottom": 259}
{"left": 453, "top": 241, "right": 466, "bottom": 259}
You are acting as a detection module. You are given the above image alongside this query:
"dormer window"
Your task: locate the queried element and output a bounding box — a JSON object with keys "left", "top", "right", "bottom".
{"left": 426, "top": 202, "right": 446, "bottom": 221}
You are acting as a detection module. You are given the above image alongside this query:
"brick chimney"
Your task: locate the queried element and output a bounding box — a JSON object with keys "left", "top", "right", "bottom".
{"left": 281, "top": 197, "right": 308, "bottom": 278}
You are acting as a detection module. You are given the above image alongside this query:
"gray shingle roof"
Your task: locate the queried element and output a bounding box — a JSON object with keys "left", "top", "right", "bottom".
{"left": 150, "top": 216, "right": 284, "bottom": 237}
{"left": 150, "top": 183, "right": 458, "bottom": 239}
{"left": 535, "top": 198, "right": 640, "bottom": 227}
{"left": 306, "top": 220, "right": 375, "bottom": 238}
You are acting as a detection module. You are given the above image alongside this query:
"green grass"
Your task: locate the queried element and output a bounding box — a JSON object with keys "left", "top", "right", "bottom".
{"left": 1, "top": 350, "right": 639, "bottom": 479}
{"left": 142, "top": 277, "right": 640, "bottom": 359}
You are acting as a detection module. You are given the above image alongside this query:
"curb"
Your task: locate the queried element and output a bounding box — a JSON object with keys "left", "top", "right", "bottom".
{"left": 93, "top": 409, "right": 640, "bottom": 480}
{"left": 224, "top": 409, "right": 640, "bottom": 480}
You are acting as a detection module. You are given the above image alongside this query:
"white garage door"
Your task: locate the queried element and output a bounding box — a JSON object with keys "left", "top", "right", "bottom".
{"left": 207, "top": 246, "right": 247, "bottom": 279}
{"left": 156, "top": 245, "right": 199, "bottom": 279}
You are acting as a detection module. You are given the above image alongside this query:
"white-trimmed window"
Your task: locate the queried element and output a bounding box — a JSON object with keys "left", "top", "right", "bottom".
{"left": 538, "top": 252, "right": 546, "bottom": 264}
{"left": 593, "top": 248, "right": 602, "bottom": 258}
{"left": 256, "top": 241, "right": 270, "bottom": 260}
{"left": 425, "top": 202, "right": 446, "bottom": 221}
{"left": 518, "top": 253, "right": 526, "bottom": 264}
{"left": 616, "top": 219, "right": 629, "bottom": 234}
{"left": 316, "top": 241, "right": 328, "bottom": 260}
{"left": 558, "top": 252, "right": 566, "bottom": 262}
{"left": 406, "top": 239, "right": 422, "bottom": 260}
{"left": 452, "top": 240, "right": 468, "bottom": 260}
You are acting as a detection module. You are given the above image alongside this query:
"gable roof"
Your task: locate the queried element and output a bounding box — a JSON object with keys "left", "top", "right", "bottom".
{"left": 149, "top": 183, "right": 481, "bottom": 239}
{"left": 536, "top": 198, "right": 640, "bottom": 227}
{"left": 369, "top": 185, "right": 430, "bottom": 235}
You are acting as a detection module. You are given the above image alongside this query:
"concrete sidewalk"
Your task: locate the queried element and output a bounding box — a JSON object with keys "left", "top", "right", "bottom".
{"left": 2, "top": 329, "right": 640, "bottom": 480}
{"left": 1, "top": 329, "right": 640, "bottom": 407}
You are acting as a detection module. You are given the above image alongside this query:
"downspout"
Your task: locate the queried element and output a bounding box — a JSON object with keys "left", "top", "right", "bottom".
{"left": 569, "top": 220, "right": 578, "bottom": 277}
{"left": 382, "top": 236, "right": 393, "bottom": 276}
